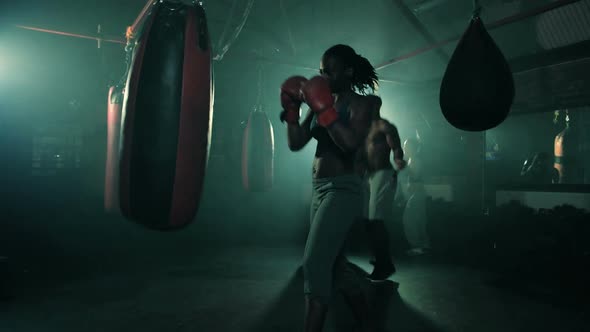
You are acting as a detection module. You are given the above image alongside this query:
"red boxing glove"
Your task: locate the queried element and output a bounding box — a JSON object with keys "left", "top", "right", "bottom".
{"left": 280, "top": 76, "right": 307, "bottom": 124}
{"left": 301, "top": 76, "right": 339, "bottom": 127}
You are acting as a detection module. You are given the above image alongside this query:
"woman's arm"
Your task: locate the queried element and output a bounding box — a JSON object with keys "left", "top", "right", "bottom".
{"left": 326, "top": 97, "right": 373, "bottom": 152}
{"left": 287, "top": 109, "right": 314, "bottom": 151}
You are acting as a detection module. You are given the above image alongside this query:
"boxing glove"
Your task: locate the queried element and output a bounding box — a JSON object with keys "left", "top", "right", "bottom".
{"left": 280, "top": 76, "right": 307, "bottom": 124}
{"left": 301, "top": 76, "right": 339, "bottom": 127}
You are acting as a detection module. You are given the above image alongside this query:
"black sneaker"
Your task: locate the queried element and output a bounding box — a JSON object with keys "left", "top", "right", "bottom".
{"left": 369, "top": 261, "right": 396, "bottom": 280}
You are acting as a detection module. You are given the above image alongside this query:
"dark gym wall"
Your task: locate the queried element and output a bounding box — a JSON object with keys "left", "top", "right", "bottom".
{"left": 2, "top": 0, "right": 589, "bottom": 269}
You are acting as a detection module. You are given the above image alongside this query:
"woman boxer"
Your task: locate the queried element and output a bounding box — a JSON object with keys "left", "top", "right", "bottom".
{"left": 280, "top": 44, "right": 379, "bottom": 332}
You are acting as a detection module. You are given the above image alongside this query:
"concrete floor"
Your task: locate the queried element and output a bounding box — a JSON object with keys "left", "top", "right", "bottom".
{"left": 1, "top": 246, "right": 589, "bottom": 332}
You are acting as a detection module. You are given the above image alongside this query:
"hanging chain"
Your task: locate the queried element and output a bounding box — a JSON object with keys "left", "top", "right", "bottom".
{"left": 553, "top": 110, "right": 560, "bottom": 124}
{"left": 255, "top": 62, "right": 264, "bottom": 112}
{"left": 553, "top": 109, "right": 571, "bottom": 126}
{"left": 472, "top": 0, "right": 482, "bottom": 18}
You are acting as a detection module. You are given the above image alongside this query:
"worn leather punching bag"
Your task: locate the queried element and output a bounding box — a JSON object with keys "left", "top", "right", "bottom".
{"left": 104, "top": 85, "right": 124, "bottom": 213}
{"left": 440, "top": 11, "right": 515, "bottom": 131}
{"left": 119, "top": 0, "right": 214, "bottom": 231}
{"left": 242, "top": 109, "right": 275, "bottom": 192}
{"left": 554, "top": 114, "right": 580, "bottom": 184}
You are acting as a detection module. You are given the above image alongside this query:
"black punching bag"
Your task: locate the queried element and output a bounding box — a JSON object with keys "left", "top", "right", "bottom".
{"left": 440, "top": 9, "right": 514, "bottom": 132}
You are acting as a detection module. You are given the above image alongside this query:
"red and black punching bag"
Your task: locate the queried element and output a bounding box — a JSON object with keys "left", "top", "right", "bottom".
{"left": 440, "top": 12, "right": 515, "bottom": 131}
{"left": 119, "top": 0, "right": 214, "bottom": 230}
{"left": 242, "top": 109, "right": 274, "bottom": 192}
{"left": 104, "top": 85, "right": 124, "bottom": 213}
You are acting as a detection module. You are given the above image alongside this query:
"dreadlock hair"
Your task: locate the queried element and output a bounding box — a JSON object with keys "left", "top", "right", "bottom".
{"left": 322, "top": 44, "right": 379, "bottom": 95}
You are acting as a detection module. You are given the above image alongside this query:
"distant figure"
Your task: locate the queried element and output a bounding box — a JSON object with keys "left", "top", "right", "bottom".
{"left": 401, "top": 138, "right": 430, "bottom": 255}
{"left": 360, "top": 95, "right": 406, "bottom": 280}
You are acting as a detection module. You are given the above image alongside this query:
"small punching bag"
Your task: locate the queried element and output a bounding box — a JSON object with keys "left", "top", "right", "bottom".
{"left": 242, "top": 108, "right": 275, "bottom": 192}
{"left": 554, "top": 110, "right": 580, "bottom": 184}
{"left": 119, "top": 0, "right": 214, "bottom": 230}
{"left": 439, "top": 2, "right": 514, "bottom": 131}
{"left": 104, "top": 85, "right": 124, "bottom": 213}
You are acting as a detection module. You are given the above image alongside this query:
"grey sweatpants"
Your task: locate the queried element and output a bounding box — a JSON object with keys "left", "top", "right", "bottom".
{"left": 362, "top": 168, "right": 398, "bottom": 221}
{"left": 302, "top": 174, "right": 365, "bottom": 305}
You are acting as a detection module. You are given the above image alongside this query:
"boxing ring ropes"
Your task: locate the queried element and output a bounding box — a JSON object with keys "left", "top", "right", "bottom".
{"left": 13, "top": 0, "right": 583, "bottom": 84}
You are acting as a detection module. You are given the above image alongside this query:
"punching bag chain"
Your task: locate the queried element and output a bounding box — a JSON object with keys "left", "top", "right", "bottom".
{"left": 472, "top": 0, "right": 482, "bottom": 18}
{"left": 553, "top": 109, "right": 571, "bottom": 127}
{"left": 254, "top": 63, "right": 264, "bottom": 112}
{"left": 215, "top": 0, "right": 239, "bottom": 54}
{"left": 214, "top": 0, "right": 255, "bottom": 60}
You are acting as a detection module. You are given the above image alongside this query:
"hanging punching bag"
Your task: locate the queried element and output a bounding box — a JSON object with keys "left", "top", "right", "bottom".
{"left": 554, "top": 116, "right": 579, "bottom": 184}
{"left": 439, "top": 9, "right": 515, "bottom": 131}
{"left": 242, "top": 109, "right": 275, "bottom": 192}
{"left": 119, "top": 0, "right": 213, "bottom": 231}
{"left": 104, "top": 85, "right": 124, "bottom": 213}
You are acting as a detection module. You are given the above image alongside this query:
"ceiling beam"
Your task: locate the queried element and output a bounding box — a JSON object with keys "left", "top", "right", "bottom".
{"left": 230, "top": 52, "right": 437, "bottom": 87}
{"left": 387, "top": 0, "right": 450, "bottom": 64}
{"left": 375, "top": 0, "right": 583, "bottom": 70}
{"left": 510, "top": 40, "right": 590, "bottom": 74}
{"left": 208, "top": 17, "right": 292, "bottom": 53}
